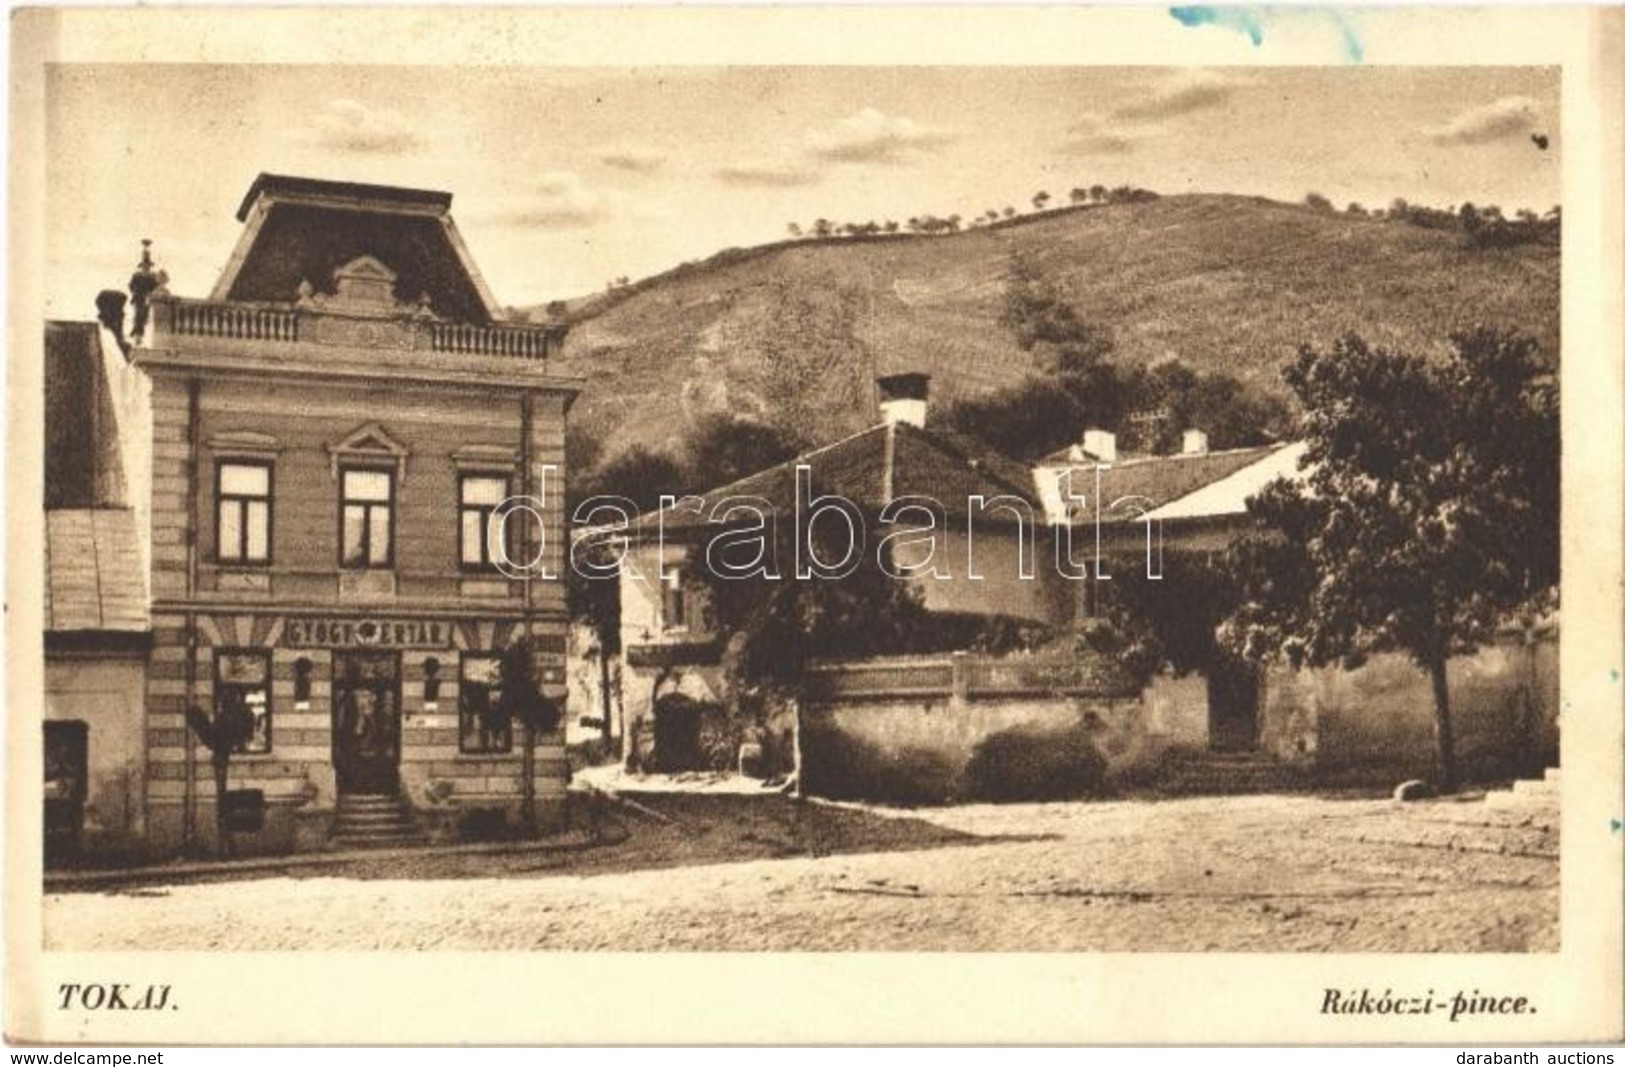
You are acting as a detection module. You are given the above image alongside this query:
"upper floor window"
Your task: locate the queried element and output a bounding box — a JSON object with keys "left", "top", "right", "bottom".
{"left": 341, "top": 468, "right": 394, "bottom": 569}
{"left": 459, "top": 474, "right": 509, "bottom": 571}
{"left": 217, "top": 461, "right": 272, "bottom": 565}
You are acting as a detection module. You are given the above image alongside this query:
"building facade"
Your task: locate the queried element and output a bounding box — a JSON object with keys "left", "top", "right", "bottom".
{"left": 49, "top": 174, "right": 582, "bottom": 858}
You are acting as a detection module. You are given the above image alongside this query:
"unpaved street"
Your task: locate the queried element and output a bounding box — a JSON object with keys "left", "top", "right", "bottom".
{"left": 44, "top": 793, "right": 1557, "bottom": 952}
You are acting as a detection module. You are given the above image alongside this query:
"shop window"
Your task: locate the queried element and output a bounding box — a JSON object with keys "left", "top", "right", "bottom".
{"left": 459, "top": 474, "right": 509, "bottom": 570}
{"left": 459, "top": 654, "right": 512, "bottom": 754}
{"left": 340, "top": 467, "right": 394, "bottom": 569}
{"left": 216, "top": 649, "right": 272, "bottom": 754}
{"left": 217, "top": 461, "right": 272, "bottom": 564}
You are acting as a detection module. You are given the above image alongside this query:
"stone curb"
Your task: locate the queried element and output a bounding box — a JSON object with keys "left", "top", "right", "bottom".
{"left": 44, "top": 825, "right": 629, "bottom": 892}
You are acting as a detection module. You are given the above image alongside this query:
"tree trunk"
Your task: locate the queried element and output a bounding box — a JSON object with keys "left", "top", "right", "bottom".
{"left": 212, "top": 757, "right": 230, "bottom": 858}
{"left": 521, "top": 722, "right": 537, "bottom": 836}
{"left": 1426, "top": 648, "right": 1459, "bottom": 793}
{"left": 597, "top": 647, "right": 615, "bottom": 751}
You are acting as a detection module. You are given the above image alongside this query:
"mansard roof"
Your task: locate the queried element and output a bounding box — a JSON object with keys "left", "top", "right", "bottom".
{"left": 210, "top": 173, "right": 503, "bottom": 324}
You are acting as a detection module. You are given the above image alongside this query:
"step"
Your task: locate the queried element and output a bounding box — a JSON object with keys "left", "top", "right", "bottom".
{"left": 331, "top": 835, "right": 428, "bottom": 850}
{"left": 332, "top": 793, "right": 420, "bottom": 847}
{"left": 1485, "top": 789, "right": 1559, "bottom": 812}
{"left": 334, "top": 815, "right": 416, "bottom": 828}
{"left": 1513, "top": 778, "right": 1561, "bottom": 798}
{"left": 1544, "top": 767, "right": 1561, "bottom": 784}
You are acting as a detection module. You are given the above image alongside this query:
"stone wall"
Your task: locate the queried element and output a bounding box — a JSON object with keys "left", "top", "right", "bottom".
{"left": 802, "top": 652, "right": 1149, "bottom": 803}
{"left": 1259, "top": 631, "right": 1558, "bottom": 783}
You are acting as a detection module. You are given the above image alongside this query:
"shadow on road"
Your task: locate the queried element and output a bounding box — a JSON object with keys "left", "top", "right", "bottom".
{"left": 288, "top": 793, "right": 1055, "bottom": 883}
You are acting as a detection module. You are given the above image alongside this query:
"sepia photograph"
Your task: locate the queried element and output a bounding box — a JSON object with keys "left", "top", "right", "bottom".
{"left": 5, "top": 4, "right": 1621, "bottom": 1047}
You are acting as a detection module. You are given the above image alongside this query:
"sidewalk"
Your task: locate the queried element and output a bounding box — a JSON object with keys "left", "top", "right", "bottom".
{"left": 573, "top": 764, "right": 790, "bottom": 796}
{"left": 43, "top": 824, "right": 623, "bottom": 893}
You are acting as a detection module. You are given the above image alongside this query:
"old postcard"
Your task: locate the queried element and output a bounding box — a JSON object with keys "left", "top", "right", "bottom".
{"left": 6, "top": 4, "right": 1622, "bottom": 1046}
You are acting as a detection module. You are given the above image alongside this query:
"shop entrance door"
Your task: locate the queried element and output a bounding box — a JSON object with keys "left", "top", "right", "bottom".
{"left": 332, "top": 651, "right": 402, "bottom": 793}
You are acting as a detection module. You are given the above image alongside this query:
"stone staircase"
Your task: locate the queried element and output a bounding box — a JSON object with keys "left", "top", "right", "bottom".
{"left": 1145, "top": 749, "right": 1313, "bottom": 795}
{"left": 1484, "top": 767, "right": 1561, "bottom": 816}
{"left": 331, "top": 792, "right": 427, "bottom": 850}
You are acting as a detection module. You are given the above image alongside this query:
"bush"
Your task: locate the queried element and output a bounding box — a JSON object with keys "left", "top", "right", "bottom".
{"left": 799, "top": 728, "right": 959, "bottom": 805}
{"left": 964, "top": 727, "right": 1107, "bottom": 802}
{"left": 457, "top": 806, "right": 513, "bottom": 843}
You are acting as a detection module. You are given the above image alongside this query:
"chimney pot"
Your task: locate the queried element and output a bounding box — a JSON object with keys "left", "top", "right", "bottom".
{"left": 1081, "top": 427, "right": 1117, "bottom": 464}
{"left": 877, "top": 372, "right": 930, "bottom": 429}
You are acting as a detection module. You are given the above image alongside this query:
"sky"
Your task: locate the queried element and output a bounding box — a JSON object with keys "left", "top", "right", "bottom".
{"left": 44, "top": 64, "right": 1559, "bottom": 317}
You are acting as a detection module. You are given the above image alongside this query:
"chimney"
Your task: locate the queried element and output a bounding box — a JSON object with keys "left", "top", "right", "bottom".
{"left": 877, "top": 372, "right": 930, "bottom": 429}
{"left": 1182, "top": 428, "right": 1210, "bottom": 456}
{"left": 1081, "top": 427, "right": 1117, "bottom": 464}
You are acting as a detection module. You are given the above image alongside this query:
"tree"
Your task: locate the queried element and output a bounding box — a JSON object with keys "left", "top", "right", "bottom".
{"left": 1002, "top": 206, "right": 1017, "bottom": 219}
{"left": 1124, "top": 359, "right": 1290, "bottom": 452}
{"left": 1222, "top": 329, "right": 1558, "bottom": 792}
{"left": 812, "top": 218, "right": 834, "bottom": 239}
{"left": 1000, "top": 255, "right": 1117, "bottom": 377}
{"left": 1459, "top": 201, "right": 1482, "bottom": 236}
{"left": 941, "top": 375, "right": 1090, "bottom": 460}
{"left": 1303, "top": 191, "right": 1334, "bottom": 212}
{"left": 498, "top": 639, "right": 563, "bottom": 834}
{"left": 1032, "top": 191, "right": 1051, "bottom": 212}
{"left": 786, "top": 222, "right": 803, "bottom": 238}
{"left": 1089, "top": 184, "right": 1107, "bottom": 202}
{"left": 684, "top": 414, "right": 803, "bottom": 488}
{"left": 1069, "top": 188, "right": 1089, "bottom": 204}
{"left": 1346, "top": 202, "right": 1367, "bottom": 216}
{"left": 693, "top": 500, "right": 928, "bottom": 696}
{"left": 185, "top": 696, "right": 256, "bottom": 857}
{"left": 586, "top": 445, "right": 687, "bottom": 513}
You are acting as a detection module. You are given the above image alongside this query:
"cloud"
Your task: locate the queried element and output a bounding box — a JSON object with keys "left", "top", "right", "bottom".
{"left": 712, "top": 160, "right": 821, "bottom": 187}
{"left": 480, "top": 172, "right": 613, "bottom": 229}
{"left": 599, "top": 147, "right": 666, "bottom": 173}
{"left": 1053, "top": 72, "right": 1248, "bottom": 157}
{"left": 1057, "top": 114, "right": 1145, "bottom": 156}
{"left": 1112, "top": 70, "right": 1246, "bottom": 122}
{"left": 804, "top": 107, "right": 956, "bottom": 164}
{"left": 302, "top": 98, "right": 423, "bottom": 154}
{"left": 710, "top": 106, "right": 949, "bottom": 186}
{"left": 1426, "top": 96, "right": 1543, "bottom": 146}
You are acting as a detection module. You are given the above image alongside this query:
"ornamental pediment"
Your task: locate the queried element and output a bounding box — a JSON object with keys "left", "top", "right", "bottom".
{"left": 296, "top": 255, "right": 436, "bottom": 320}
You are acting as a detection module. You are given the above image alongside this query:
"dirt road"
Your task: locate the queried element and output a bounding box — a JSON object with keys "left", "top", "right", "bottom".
{"left": 43, "top": 792, "right": 1557, "bottom": 952}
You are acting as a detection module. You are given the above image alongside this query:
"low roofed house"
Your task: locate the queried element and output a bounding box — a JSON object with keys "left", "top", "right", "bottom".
{"left": 43, "top": 320, "right": 152, "bottom": 859}
{"left": 614, "top": 373, "right": 1072, "bottom": 770}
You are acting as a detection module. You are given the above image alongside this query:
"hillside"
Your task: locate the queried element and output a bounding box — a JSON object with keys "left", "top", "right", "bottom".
{"left": 549, "top": 194, "right": 1560, "bottom": 459}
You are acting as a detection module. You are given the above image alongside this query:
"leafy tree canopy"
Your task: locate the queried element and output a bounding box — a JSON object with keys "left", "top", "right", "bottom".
{"left": 1219, "top": 327, "right": 1558, "bottom": 790}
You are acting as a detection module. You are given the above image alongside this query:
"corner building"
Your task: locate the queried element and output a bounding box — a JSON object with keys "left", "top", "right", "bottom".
{"left": 135, "top": 175, "right": 580, "bottom": 854}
